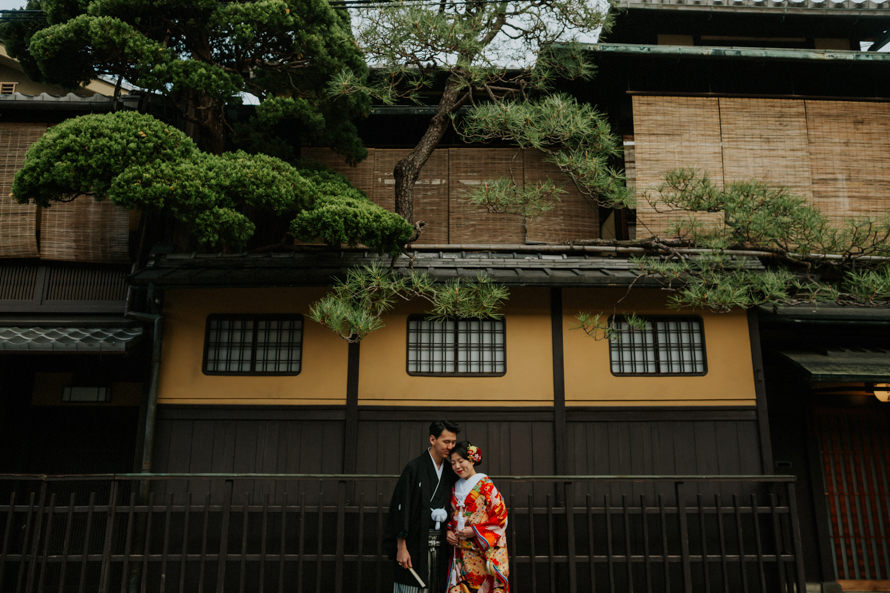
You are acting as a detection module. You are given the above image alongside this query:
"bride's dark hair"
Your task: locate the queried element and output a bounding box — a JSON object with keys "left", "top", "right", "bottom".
{"left": 451, "top": 441, "right": 482, "bottom": 466}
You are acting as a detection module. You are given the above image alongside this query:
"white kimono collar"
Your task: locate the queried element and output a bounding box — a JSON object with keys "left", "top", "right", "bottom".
{"left": 454, "top": 473, "right": 487, "bottom": 507}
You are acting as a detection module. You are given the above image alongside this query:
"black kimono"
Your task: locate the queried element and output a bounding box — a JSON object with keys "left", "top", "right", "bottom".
{"left": 386, "top": 450, "right": 456, "bottom": 590}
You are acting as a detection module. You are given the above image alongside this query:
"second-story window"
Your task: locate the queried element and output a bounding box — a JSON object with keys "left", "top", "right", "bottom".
{"left": 407, "top": 317, "right": 506, "bottom": 376}
{"left": 609, "top": 316, "right": 706, "bottom": 376}
{"left": 203, "top": 315, "right": 303, "bottom": 375}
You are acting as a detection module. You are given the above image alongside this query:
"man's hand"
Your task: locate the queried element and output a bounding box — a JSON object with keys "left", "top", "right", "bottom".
{"left": 445, "top": 530, "right": 459, "bottom": 546}
{"left": 396, "top": 538, "right": 412, "bottom": 569}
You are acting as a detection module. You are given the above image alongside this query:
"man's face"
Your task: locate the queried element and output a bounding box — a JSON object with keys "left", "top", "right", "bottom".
{"left": 429, "top": 429, "right": 457, "bottom": 462}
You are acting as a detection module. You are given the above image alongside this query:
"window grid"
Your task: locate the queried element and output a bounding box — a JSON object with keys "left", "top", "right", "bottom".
{"left": 609, "top": 316, "right": 706, "bottom": 376}
{"left": 203, "top": 315, "right": 302, "bottom": 376}
{"left": 407, "top": 317, "right": 506, "bottom": 376}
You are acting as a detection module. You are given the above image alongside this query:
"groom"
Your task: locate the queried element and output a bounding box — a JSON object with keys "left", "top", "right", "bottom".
{"left": 387, "top": 420, "right": 460, "bottom": 592}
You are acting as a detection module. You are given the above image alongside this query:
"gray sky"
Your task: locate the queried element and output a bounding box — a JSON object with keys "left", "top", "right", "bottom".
{"left": 0, "top": 1, "right": 25, "bottom": 9}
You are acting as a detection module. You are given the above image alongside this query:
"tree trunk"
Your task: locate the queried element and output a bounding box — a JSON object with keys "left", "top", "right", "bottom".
{"left": 393, "top": 77, "right": 464, "bottom": 223}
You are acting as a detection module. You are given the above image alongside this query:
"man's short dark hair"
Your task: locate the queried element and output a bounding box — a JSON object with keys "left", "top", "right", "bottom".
{"left": 429, "top": 420, "right": 460, "bottom": 438}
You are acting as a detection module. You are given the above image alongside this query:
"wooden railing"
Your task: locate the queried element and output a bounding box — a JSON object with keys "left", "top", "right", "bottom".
{"left": 0, "top": 474, "right": 805, "bottom": 593}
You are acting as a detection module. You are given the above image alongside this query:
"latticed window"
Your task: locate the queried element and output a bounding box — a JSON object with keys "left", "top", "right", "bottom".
{"left": 0, "top": 82, "right": 17, "bottom": 95}
{"left": 609, "top": 316, "right": 706, "bottom": 376}
{"left": 407, "top": 317, "right": 506, "bottom": 376}
{"left": 203, "top": 315, "right": 303, "bottom": 375}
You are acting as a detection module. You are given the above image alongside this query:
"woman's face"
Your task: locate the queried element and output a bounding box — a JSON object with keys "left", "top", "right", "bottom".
{"left": 450, "top": 453, "right": 476, "bottom": 478}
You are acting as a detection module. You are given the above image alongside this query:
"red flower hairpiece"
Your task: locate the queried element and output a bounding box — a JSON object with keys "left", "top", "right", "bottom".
{"left": 467, "top": 445, "right": 482, "bottom": 463}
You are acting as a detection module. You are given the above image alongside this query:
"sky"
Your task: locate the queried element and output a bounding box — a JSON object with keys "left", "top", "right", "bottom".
{"left": 0, "top": 1, "right": 25, "bottom": 9}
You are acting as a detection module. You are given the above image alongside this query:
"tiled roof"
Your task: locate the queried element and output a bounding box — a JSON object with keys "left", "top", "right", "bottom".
{"left": 0, "top": 325, "right": 143, "bottom": 353}
{"left": 133, "top": 247, "right": 764, "bottom": 288}
{"left": 778, "top": 348, "right": 890, "bottom": 382}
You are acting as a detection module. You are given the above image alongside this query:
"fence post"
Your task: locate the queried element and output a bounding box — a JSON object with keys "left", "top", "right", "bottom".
{"left": 98, "top": 479, "right": 120, "bottom": 593}
{"left": 24, "top": 480, "right": 47, "bottom": 593}
{"left": 564, "top": 481, "right": 577, "bottom": 593}
{"left": 216, "top": 479, "right": 234, "bottom": 593}
{"left": 786, "top": 482, "right": 807, "bottom": 593}
{"left": 675, "top": 481, "right": 692, "bottom": 593}
{"left": 335, "top": 480, "right": 346, "bottom": 593}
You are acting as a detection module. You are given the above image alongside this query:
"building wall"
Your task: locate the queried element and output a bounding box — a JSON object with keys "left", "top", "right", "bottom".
{"left": 158, "top": 287, "right": 349, "bottom": 405}
{"left": 157, "top": 286, "right": 756, "bottom": 408}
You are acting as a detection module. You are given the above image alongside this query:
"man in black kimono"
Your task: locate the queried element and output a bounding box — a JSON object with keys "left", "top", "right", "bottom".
{"left": 387, "top": 420, "right": 460, "bottom": 592}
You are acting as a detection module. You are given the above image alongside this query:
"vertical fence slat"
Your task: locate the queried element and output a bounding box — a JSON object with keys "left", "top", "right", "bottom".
{"left": 120, "top": 491, "right": 136, "bottom": 593}
{"left": 676, "top": 482, "right": 692, "bottom": 593}
{"left": 605, "top": 494, "right": 614, "bottom": 593}
{"left": 98, "top": 481, "right": 119, "bottom": 593}
{"left": 216, "top": 480, "right": 233, "bottom": 593}
{"left": 697, "top": 494, "right": 710, "bottom": 593}
{"left": 315, "top": 488, "right": 323, "bottom": 593}
{"left": 36, "top": 492, "right": 56, "bottom": 593}
{"left": 58, "top": 492, "right": 76, "bottom": 593}
{"left": 335, "top": 481, "right": 345, "bottom": 593}
{"left": 768, "top": 491, "right": 787, "bottom": 592}
{"left": 622, "top": 495, "right": 633, "bottom": 593}
{"left": 527, "top": 493, "right": 537, "bottom": 593}
{"left": 750, "top": 493, "right": 766, "bottom": 593}
{"left": 179, "top": 492, "right": 192, "bottom": 593}
{"left": 715, "top": 494, "right": 729, "bottom": 593}
{"left": 658, "top": 494, "right": 668, "bottom": 593}
{"left": 77, "top": 491, "right": 97, "bottom": 593}
{"left": 0, "top": 491, "right": 15, "bottom": 588}
{"left": 586, "top": 494, "right": 595, "bottom": 593}
{"left": 733, "top": 494, "right": 748, "bottom": 593}
{"left": 140, "top": 491, "right": 154, "bottom": 593}
{"left": 238, "top": 495, "right": 249, "bottom": 593}
{"left": 159, "top": 492, "right": 173, "bottom": 593}
{"left": 258, "top": 494, "right": 268, "bottom": 593}
{"left": 786, "top": 482, "right": 807, "bottom": 593}
{"left": 546, "top": 494, "right": 555, "bottom": 593}
{"left": 356, "top": 492, "right": 365, "bottom": 589}
{"left": 24, "top": 484, "right": 47, "bottom": 593}
{"left": 642, "top": 495, "right": 652, "bottom": 593}
{"left": 565, "top": 482, "right": 577, "bottom": 593}
{"left": 198, "top": 493, "right": 210, "bottom": 593}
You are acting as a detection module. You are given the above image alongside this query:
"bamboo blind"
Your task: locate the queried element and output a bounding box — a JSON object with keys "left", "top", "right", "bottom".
{"left": 523, "top": 150, "right": 598, "bottom": 242}
{"left": 39, "top": 196, "right": 130, "bottom": 263}
{"left": 448, "top": 148, "right": 525, "bottom": 244}
{"left": 719, "top": 98, "right": 812, "bottom": 200}
{"left": 632, "top": 96, "right": 724, "bottom": 238}
{"left": 805, "top": 100, "right": 890, "bottom": 222}
{"left": 632, "top": 96, "right": 890, "bottom": 239}
{"left": 302, "top": 147, "right": 599, "bottom": 244}
{"left": 0, "top": 123, "right": 45, "bottom": 258}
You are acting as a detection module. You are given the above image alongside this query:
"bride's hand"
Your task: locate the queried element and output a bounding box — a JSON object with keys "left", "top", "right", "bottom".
{"left": 446, "top": 530, "right": 459, "bottom": 546}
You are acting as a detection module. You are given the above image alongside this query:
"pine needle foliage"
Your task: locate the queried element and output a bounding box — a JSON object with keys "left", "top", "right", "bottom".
{"left": 634, "top": 169, "right": 890, "bottom": 310}
{"left": 309, "top": 264, "right": 510, "bottom": 342}
{"left": 11, "top": 111, "right": 412, "bottom": 253}
{"left": 460, "top": 94, "right": 630, "bottom": 210}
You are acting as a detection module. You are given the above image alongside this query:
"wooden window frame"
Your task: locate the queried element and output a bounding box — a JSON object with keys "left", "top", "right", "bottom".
{"left": 202, "top": 314, "right": 303, "bottom": 376}
{"left": 608, "top": 315, "right": 707, "bottom": 376}
{"left": 406, "top": 315, "right": 506, "bottom": 377}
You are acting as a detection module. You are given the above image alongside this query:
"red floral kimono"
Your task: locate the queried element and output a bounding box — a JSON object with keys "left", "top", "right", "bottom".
{"left": 447, "top": 474, "right": 509, "bottom": 593}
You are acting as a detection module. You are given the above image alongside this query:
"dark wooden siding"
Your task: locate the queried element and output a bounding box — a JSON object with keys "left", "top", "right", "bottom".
{"left": 154, "top": 406, "right": 760, "bottom": 477}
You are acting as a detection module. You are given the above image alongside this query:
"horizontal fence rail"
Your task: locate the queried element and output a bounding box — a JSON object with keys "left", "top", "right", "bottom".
{"left": 0, "top": 474, "right": 805, "bottom": 593}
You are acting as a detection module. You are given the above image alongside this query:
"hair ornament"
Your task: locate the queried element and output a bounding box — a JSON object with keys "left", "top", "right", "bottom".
{"left": 467, "top": 444, "right": 482, "bottom": 463}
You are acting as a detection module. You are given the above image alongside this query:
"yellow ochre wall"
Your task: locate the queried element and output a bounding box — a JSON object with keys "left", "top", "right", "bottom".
{"left": 562, "top": 288, "right": 756, "bottom": 407}
{"left": 158, "top": 288, "right": 349, "bottom": 405}
{"left": 358, "top": 287, "right": 554, "bottom": 406}
{"left": 157, "top": 286, "right": 755, "bottom": 408}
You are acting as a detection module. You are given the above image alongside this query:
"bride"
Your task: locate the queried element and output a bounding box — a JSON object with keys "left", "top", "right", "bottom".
{"left": 445, "top": 441, "right": 509, "bottom": 593}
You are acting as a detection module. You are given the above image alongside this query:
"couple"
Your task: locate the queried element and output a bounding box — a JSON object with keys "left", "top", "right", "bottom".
{"left": 387, "top": 421, "right": 509, "bottom": 593}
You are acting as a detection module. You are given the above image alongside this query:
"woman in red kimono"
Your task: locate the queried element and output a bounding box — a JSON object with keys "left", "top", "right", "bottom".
{"left": 445, "top": 441, "right": 509, "bottom": 593}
